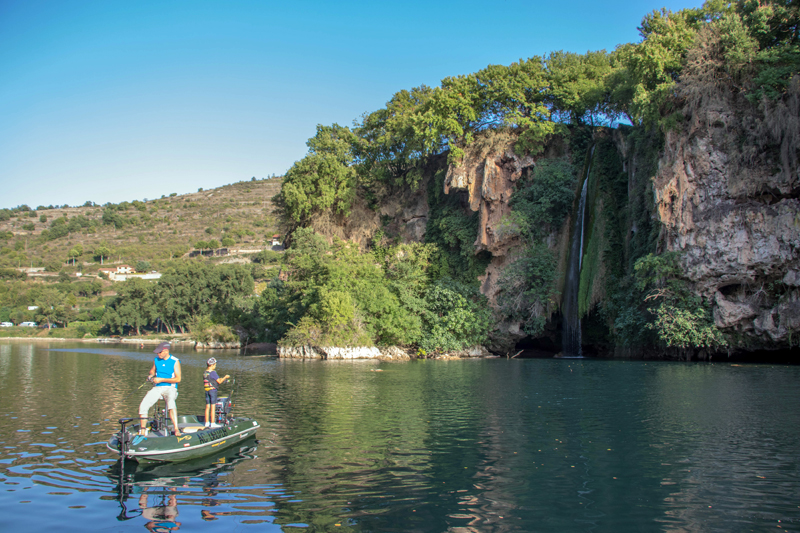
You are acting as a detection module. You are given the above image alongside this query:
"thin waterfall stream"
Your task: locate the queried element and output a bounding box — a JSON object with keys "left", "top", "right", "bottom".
{"left": 561, "top": 146, "right": 594, "bottom": 357}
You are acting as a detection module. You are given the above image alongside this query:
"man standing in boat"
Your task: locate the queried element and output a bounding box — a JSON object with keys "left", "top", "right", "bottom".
{"left": 138, "top": 342, "right": 182, "bottom": 437}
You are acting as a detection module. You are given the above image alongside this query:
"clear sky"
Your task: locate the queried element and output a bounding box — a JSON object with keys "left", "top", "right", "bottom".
{"left": 0, "top": 0, "right": 702, "bottom": 209}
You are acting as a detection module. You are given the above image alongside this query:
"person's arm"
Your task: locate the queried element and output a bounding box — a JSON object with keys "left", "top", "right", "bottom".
{"left": 153, "top": 361, "right": 181, "bottom": 384}
{"left": 216, "top": 373, "right": 230, "bottom": 384}
{"left": 147, "top": 363, "right": 156, "bottom": 381}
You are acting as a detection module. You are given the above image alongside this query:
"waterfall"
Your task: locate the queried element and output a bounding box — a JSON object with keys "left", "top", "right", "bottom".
{"left": 561, "top": 147, "right": 593, "bottom": 357}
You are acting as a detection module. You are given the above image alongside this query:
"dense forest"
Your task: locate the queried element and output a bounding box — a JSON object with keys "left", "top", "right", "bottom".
{"left": 3, "top": 0, "right": 798, "bottom": 358}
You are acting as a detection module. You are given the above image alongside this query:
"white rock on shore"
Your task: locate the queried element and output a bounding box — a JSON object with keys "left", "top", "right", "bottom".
{"left": 276, "top": 345, "right": 490, "bottom": 360}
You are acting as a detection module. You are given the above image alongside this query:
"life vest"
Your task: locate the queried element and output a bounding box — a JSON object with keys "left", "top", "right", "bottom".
{"left": 203, "top": 370, "right": 218, "bottom": 392}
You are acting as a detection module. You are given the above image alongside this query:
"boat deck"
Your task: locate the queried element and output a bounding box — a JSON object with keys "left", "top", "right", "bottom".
{"left": 139, "top": 415, "right": 225, "bottom": 437}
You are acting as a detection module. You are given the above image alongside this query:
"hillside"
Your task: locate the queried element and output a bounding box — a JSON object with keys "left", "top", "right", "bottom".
{"left": 0, "top": 177, "right": 283, "bottom": 273}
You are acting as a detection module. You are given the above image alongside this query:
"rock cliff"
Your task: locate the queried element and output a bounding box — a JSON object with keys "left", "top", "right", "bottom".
{"left": 442, "top": 135, "right": 572, "bottom": 351}
{"left": 654, "top": 80, "right": 800, "bottom": 346}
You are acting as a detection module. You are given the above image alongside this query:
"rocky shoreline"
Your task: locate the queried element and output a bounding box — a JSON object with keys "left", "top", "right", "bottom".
{"left": 276, "top": 344, "right": 492, "bottom": 360}
{"left": 0, "top": 336, "right": 497, "bottom": 360}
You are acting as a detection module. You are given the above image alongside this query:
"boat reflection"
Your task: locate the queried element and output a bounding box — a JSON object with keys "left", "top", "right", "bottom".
{"left": 109, "top": 436, "right": 258, "bottom": 527}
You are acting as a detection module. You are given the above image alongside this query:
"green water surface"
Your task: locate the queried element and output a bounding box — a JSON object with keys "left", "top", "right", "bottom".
{"left": 0, "top": 341, "right": 798, "bottom": 532}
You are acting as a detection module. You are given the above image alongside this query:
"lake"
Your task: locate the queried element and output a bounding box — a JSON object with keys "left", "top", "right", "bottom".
{"left": 1, "top": 341, "right": 799, "bottom": 532}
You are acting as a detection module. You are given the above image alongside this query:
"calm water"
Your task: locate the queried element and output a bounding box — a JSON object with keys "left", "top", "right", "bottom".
{"left": 1, "top": 342, "right": 799, "bottom": 532}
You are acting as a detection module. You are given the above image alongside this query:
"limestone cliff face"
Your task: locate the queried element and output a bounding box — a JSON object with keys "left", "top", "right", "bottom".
{"left": 654, "top": 84, "right": 800, "bottom": 346}
{"left": 444, "top": 146, "right": 535, "bottom": 256}
{"left": 443, "top": 142, "right": 530, "bottom": 315}
{"left": 442, "top": 137, "right": 572, "bottom": 351}
{"left": 310, "top": 177, "right": 430, "bottom": 247}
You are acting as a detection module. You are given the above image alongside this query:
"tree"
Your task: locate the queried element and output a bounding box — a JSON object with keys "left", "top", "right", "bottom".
{"left": 103, "top": 278, "right": 157, "bottom": 335}
{"left": 615, "top": 8, "right": 700, "bottom": 124}
{"left": 634, "top": 253, "right": 727, "bottom": 349}
{"left": 35, "top": 288, "right": 66, "bottom": 328}
{"left": 508, "top": 158, "right": 577, "bottom": 241}
{"left": 94, "top": 244, "right": 112, "bottom": 265}
{"left": 419, "top": 281, "right": 492, "bottom": 353}
{"left": 152, "top": 262, "right": 254, "bottom": 333}
{"left": 273, "top": 124, "right": 358, "bottom": 228}
{"left": 354, "top": 85, "right": 437, "bottom": 188}
{"left": 544, "top": 50, "right": 617, "bottom": 125}
{"left": 68, "top": 244, "right": 83, "bottom": 266}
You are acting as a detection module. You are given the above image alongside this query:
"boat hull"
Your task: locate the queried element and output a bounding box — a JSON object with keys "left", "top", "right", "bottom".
{"left": 107, "top": 416, "right": 260, "bottom": 464}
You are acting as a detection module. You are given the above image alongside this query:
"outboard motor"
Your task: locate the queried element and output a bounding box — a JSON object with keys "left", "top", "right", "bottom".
{"left": 215, "top": 396, "right": 232, "bottom": 424}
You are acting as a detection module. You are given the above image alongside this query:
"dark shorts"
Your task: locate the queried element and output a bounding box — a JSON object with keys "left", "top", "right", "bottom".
{"left": 205, "top": 389, "right": 218, "bottom": 405}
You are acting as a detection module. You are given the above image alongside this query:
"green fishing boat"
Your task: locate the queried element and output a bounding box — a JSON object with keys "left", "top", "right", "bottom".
{"left": 107, "top": 396, "right": 260, "bottom": 464}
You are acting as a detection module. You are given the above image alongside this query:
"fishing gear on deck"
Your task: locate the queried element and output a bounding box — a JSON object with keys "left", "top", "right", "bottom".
{"left": 214, "top": 377, "right": 236, "bottom": 424}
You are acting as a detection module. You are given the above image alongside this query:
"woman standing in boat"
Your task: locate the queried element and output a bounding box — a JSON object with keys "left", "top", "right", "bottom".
{"left": 138, "top": 342, "right": 182, "bottom": 437}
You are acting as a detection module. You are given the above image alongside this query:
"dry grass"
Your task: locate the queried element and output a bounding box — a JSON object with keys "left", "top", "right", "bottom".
{"left": 0, "top": 178, "right": 283, "bottom": 271}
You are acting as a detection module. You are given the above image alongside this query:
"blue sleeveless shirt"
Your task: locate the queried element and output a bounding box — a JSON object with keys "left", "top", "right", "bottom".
{"left": 154, "top": 354, "right": 179, "bottom": 389}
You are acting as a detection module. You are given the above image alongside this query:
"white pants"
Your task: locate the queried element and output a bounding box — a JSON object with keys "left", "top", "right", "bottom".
{"left": 139, "top": 386, "right": 178, "bottom": 417}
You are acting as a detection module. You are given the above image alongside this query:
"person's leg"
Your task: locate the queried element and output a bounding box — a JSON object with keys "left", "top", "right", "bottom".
{"left": 204, "top": 400, "right": 211, "bottom": 427}
{"left": 168, "top": 408, "right": 182, "bottom": 436}
{"left": 208, "top": 389, "right": 218, "bottom": 426}
{"left": 138, "top": 388, "right": 162, "bottom": 435}
{"left": 163, "top": 387, "right": 182, "bottom": 436}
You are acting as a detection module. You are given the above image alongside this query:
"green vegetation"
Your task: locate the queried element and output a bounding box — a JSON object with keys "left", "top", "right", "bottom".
{"left": 255, "top": 228, "right": 491, "bottom": 353}
{"left": 494, "top": 159, "right": 578, "bottom": 336}
{"left": 424, "top": 170, "right": 491, "bottom": 286}
{"left": 632, "top": 253, "right": 727, "bottom": 348}
{"left": 103, "top": 262, "right": 255, "bottom": 335}
{"left": 267, "top": 0, "right": 797, "bottom": 354}
{"left": 0, "top": 277, "right": 104, "bottom": 328}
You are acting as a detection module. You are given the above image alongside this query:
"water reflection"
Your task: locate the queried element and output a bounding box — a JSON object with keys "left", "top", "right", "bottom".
{"left": 112, "top": 437, "right": 260, "bottom": 530}
{"left": 0, "top": 342, "right": 799, "bottom": 531}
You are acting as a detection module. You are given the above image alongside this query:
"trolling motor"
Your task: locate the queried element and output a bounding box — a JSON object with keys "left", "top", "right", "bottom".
{"left": 117, "top": 418, "right": 137, "bottom": 458}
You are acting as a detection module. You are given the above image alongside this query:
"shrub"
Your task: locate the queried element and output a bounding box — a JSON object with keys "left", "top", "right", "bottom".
{"left": 419, "top": 281, "right": 492, "bottom": 353}
{"left": 647, "top": 303, "right": 727, "bottom": 348}
{"left": 252, "top": 250, "right": 282, "bottom": 264}
{"left": 510, "top": 158, "right": 577, "bottom": 240}
{"left": 71, "top": 320, "right": 103, "bottom": 337}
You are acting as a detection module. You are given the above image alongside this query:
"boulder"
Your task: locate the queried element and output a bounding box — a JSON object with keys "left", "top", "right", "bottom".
{"left": 713, "top": 291, "right": 757, "bottom": 328}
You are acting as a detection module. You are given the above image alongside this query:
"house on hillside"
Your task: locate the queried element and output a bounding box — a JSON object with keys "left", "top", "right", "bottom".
{"left": 98, "top": 265, "right": 158, "bottom": 281}
{"left": 271, "top": 234, "right": 282, "bottom": 246}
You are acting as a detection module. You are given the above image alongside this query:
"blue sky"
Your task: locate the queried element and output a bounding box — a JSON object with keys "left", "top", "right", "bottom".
{"left": 0, "top": 0, "right": 702, "bottom": 209}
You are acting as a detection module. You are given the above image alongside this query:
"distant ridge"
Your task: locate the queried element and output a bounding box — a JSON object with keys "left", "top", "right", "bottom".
{"left": 0, "top": 178, "right": 283, "bottom": 271}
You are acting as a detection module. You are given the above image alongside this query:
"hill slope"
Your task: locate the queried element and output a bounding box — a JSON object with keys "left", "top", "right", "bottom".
{"left": 0, "top": 178, "right": 283, "bottom": 272}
